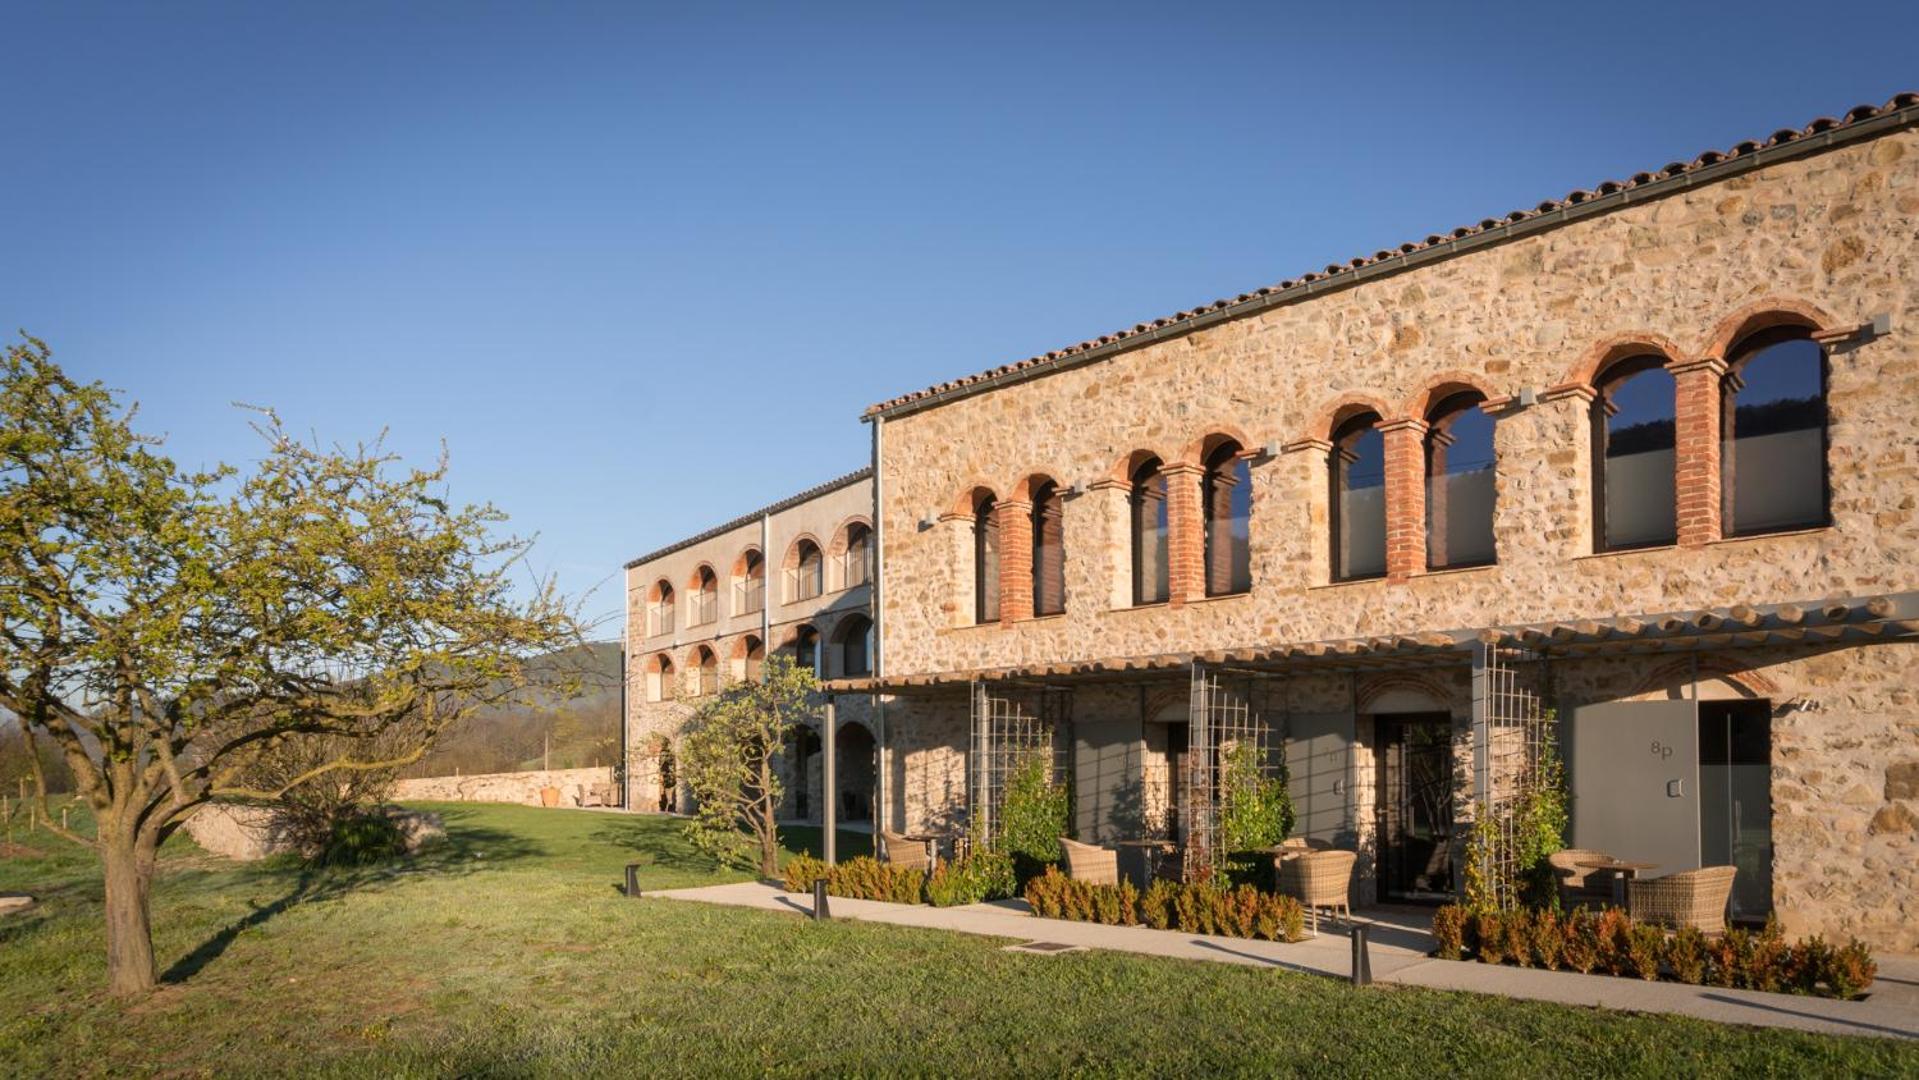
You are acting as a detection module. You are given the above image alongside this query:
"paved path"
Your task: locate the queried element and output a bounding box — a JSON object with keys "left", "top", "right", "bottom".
{"left": 650, "top": 881, "right": 1919, "bottom": 1041}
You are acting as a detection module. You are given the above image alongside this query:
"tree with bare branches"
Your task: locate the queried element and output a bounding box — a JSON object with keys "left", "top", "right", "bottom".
{"left": 0, "top": 337, "right": 582, "bottom": 995}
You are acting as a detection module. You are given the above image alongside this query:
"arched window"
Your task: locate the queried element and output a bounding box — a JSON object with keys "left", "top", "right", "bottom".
{"left": 651, "top": 580, "right": 675, "bottom": 636}
{"left": 1202, "top": 441, "right": 1252, "bottom": 596}
{"left": 793, "top": 624, "right": 820, "bottom": 677}
{"left": 691, "top": 566, "right": 718, "bottom": 625}
{"left": 1130, "top": 457, "right": 1169, "bottom": 605}
{"left": 835, "top": 614, "right": 873, "bottom": 677}
{"left": 1723, "top": 328, "right": 1828, "bottom": 536}
{"left": 973, "top": 493, "right": 1000, "bottom": 623}
{"left": 736, "top": 549, "right": 764, "bottom": 615}
{"left": 1594, "top": 357, "right": 1677, "bottom": 550}
{"left": 691, "top": 645, "right": 717, "bottom": 697}
{"left": 1031, "top": 481, "right": 1066, "bottom": 616}
{"left": 792, "top": 539, "right": 823, "bottom": 601}
{"left": 1425, "top": 394, "right": 1497, "bottom": 570}
{"left": 648, "top": 653, "right": 676, "bottom": 702}
{"left": 842, "top": 522, "right": 872, "bottom": 589}
{"left": 1331, "top": 413, "right": 1387, "bottom": 581}
{"left": 742, "top": 634, "right": 764, "bottom": 683}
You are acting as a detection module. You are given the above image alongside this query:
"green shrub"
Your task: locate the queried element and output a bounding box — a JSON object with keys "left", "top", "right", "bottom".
{"left": 314, "top": 812, "right": 407, "bottom": 867}
{"left": 926, "top": 850, "right": 1017, "bottom": 908}
{"left": 1594, "top": 908, "right": 1633, "bottom": 977}
{"left": 1705, "top": 927, "right": 1744, "bottom": 987}
{"left": 1029, "top": 871, "right": 1303, "bottom": 943}
{"left": 1473, "top": 911, "right": 1506, "bottom": 965}
{"left": 812, "top": 856, "right": 925, "bottom": 904}
{"left": 1748, "top": 918, "right": 1789, "bottom": 993}
{"left": 1528, "top": 908, "right": 1562, "bottom": 971}
{"left": 1217, "top": 743, "right": 1294, "bottom": 854}
{"left": 1825, "top": 938, "right": 1877, "bottom": 1000}
{"left": 1503, "top": 909, "right": 1535, "bottom": 969}
{"left": 1430, "top": 905, "right": 1469, "bottom": 961}
{"left": 1140, "top": 879, "right": 1178, "bottom": 930}
{"left": 1667, "top": 926, "right": 1707, "bottom": 985}
{"left": 1560, "top": 909, "right": 1599, "bottom": 974}
{"left": 1783, "top": 935, "right": 1830, "bottom": 996}
{"left": 1000, "top": 748, "right": 1070, "bottom": 886}
{"left": 782, "top": 854, "right": 829, "bottom": 893}
{"left": 1625, "top": 924, "right": 1664, "bottom": 981}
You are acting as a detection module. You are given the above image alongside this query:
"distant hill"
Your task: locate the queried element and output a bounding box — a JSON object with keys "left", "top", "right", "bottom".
{"left": 397, "top": 640, "right": 623, "bottom": 779}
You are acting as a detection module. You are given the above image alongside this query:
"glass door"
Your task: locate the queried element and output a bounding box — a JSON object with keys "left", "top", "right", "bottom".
{"left": 1377, "top": 713, "right": 1455, "bottom": 902}
{"left": 1700, "top": 700, "right": 1773, "bottom": 922}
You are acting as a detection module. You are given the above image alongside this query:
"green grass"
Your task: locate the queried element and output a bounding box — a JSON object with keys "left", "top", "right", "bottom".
{"left": 1, "top": 801, "right": 1912, "bottom": 1077}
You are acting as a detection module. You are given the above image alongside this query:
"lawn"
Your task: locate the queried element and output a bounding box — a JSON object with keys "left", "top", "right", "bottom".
{"left": 1, "top": 802, "right": 1913, "bottom": 1077}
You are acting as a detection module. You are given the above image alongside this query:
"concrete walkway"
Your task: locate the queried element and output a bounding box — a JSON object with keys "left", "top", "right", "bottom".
{"left": 650, "top": 881, "right": 1919, "bottom": 1041}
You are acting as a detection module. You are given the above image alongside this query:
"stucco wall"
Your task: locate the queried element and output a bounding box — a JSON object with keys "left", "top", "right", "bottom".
{"left": 875, "top": 127, "right": 1919, "bottom": 676}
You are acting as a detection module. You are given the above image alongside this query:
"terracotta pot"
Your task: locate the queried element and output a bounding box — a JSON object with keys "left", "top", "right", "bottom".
{"left": 539, "top": 786, "right": 561, "bottom": 807}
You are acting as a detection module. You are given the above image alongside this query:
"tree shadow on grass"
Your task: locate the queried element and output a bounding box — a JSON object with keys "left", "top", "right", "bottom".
{"left": 160, "top": 822, "right": 540, "bottom": 986}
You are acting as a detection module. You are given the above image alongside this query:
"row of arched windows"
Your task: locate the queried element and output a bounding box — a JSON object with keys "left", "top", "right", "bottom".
{"left": 961, "top": 322, "right": 1829, "bottom": 620}
{"left": 641, "top": 617, "right": 872, "bottom": 701}
{"left": 644, "top": 520, "right": 872, "bottom": 637}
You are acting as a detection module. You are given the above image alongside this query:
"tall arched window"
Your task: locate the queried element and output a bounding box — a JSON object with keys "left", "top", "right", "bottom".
{"left": 1202, "top": 441, "right": 1252, "bottom": 596}
{"left": 1594, "top": 357, "right": 1677, "bottom": 550}
{"left": 1130, "top": 457, "right": 1169, "bottom": 605}
{"left": 736, "top": 549, "right": 764, "bottom": 614}
{"left": 1031, "top": 481, "right": 1066, "bottom": 616}
{"left": 842, "top": 522, "right": 872, "bottom": 589}
{"left": 836, "top": 614, "right": 873, "bottom": 677}
{"left": 1331, "top": 413, "right": 1387, "bottom": 581}
{"left": 691, "top": 566, "right": 718, "bottom": 625}
{"left": 651, "top": 580, "right": 675, "bottom": 636}
{"left": 792, "top": 539, "right": 823, "bottom": 601}
{"left": 691, "top": 645, "right": 717, "bottom": 697}
{"left": 648, "top": 653, "right": 676, "bottom": 702}
{"left": 973, "top": 493, "right": 1000, "bottom": 623}
{"left": 793, "top": 624, "right": 820, "bottom": 676}
{"left": 1723, "top": 328, "right": 1828, "bottom": 536}
{"left": 742, "top": 634, "right": 764, "bottom": 683}
{"left": 1425, "top": 394, "right": 1497, "bottom": 570}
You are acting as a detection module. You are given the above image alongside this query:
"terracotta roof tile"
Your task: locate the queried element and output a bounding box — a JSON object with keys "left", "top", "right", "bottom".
{"left": 622, "top": 467, "right": 872, "bottom": 570}
{"left": 863, "top": 93, "right": 1918, "bottom": 419}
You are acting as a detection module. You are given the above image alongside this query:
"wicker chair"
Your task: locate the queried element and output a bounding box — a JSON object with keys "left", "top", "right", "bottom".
{"left": 879, "top": 829, "right": 931, "bottom": 874}
{"left": 1628, "top": 866, "right": 1738, "bottom": 934}
{"left": 1275, "top": 849, "right": 1356, "bottom": 935}
{"left": 1059, "top": 837, "right": 1120, "bottom": 887}
{"left": 1548, "top": 848, "right": 1618, "bottom": 910}
{"left": 1274, "top": 836, "right": 1333, "bottom": 856}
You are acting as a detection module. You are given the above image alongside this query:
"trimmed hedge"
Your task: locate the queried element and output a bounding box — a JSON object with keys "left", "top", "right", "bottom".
{"left": 1024, "top": 867, "right": 1307, "bottom": 944}
{"left": 926, "top": 850, "right": 1017, "bottom": 908}
{"left": 780, "top": 855, "right": 925, "bottom": 904}
{"left": 1432, "top": 904, "right": 1878, "bottom": 999}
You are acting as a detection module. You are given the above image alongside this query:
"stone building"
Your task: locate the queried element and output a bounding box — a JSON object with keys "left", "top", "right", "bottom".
{"left": 824, "top": 94, "right": 1919, "bottom": 949}
{"left": 623, "top": 469, "right": 877, "bottom": 822}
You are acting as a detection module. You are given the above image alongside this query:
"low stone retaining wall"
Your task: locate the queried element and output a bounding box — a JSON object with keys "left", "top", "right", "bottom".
{"left": 184, "top": 803, "right": 444, "bottom": 861}
{"left": 390, "top": 766, "right": 615, "bottom": 808}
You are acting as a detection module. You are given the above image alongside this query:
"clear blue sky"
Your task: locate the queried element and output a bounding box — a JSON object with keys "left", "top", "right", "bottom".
{"left": 4, "top": 2, "right": 1913, "bottom": 633}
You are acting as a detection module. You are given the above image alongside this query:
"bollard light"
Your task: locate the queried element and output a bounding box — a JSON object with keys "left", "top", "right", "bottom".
{"left": 811, "top": 877, "right": 831, "bottom": 921}
{"left": 625, "top": 863, "right": 642, "bottom": 898}
{"left": 1350, "top": 922, "right": 1373, "bottom": 986}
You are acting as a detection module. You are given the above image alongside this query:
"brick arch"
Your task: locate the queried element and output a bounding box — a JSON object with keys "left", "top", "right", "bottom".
{"left": 1558, "top": 332, "right": 1686, "bottom": 393}
{"left": 1297, "top": 392, "right": 1396, "bottom": 444}
{"left": 780, "top": 621, "right": 820, "bottom": 651}
{"left": 1143, "top": 686, "right": 1188, "bottom": 723}
{"left": 1699, "top": 297, "right": 1836, "bottom": 360}
{"left": 729, "top": 632, "right": 764, "bottom": 660}
{"left": 1107, "top": 447, "right": 1174, "bottom": 483}
{"left": 1009, "top": 471, "right": 1066, "bottom": 502}
{"left": 781, "top": 532, "right": 824, "bottom": 570}
{"left": 646, "top": 577, "right": 675, "bottom": 603}
{"left": 684, "top": 561, "right": 719, "bottom": 592}
{"left": 1631, "top": 658, "right": 1778, "bottom": 699}
{"left": 1403, "top": 370, "right": 1497, "bottom": 421}
{"left": 1178, "top": 424, "right": 1257, "bottom": 468}
{"left": 730, "top": 545, "right": 763, "bottom": 579}
{"left": 1355, "top": 672, "right": 1456, "bottom": 713}
{"left": 648, "top": 649, "right": 677, "bottom": 674}
{"left": 826, "top": 515, "right": 874, "bottom": 557}
{"left": 948, "top": 482, "right": 999, "bottom": 518}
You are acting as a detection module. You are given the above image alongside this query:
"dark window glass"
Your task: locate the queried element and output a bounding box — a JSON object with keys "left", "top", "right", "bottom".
{"left": 1202, "top": 442, "right": 1252, "bottom": 595}
{"left": 1724, "top": 332, "right": 1827, "bottom": 536}
{"left": 838, "top": 615, "right": 872, "bottom": 676}
{"left": 1332, "top": 415, "right": 1386, "bottom": 580}
{"left": 1130, "top": 458, "right": 1169, "bottom": 604}
{"left": 1596, "top": 358, "right": 1677, "bottom": 550}
{"left": 1425, "top": 394, "right": 1497, "bottom": 570}
{"left": 795, "top": 626, "right": 819, "bottom": 675}
{"left": 974, "top": 495, "right": 1000, "bottom": 623}
{"left": 795, "top": 541, "right": 823, "bottom": 601}
{"left": 1032, "top": 482, "right": 1066, "bottom": 616}
{"left": 843, "top": 523, "right": 871, "bottom": 588}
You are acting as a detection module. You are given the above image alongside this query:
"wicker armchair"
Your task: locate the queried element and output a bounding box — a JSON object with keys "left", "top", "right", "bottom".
{"left": 1059, "top": 837, "right": 1120, "bottom": 887}
{"left": 1628, "top": 866, "right": 1738, "bottom": 934}
{"left": 1275, "top": 849, "right": 1356, "bottom": 935}
{"left": 879, "top": 829, "right": 931, "bottom": 874}
{"left": 1548, "top": 848, "right": 1617, "bottom": 910}
{"left": 1274, "top": 836, "right": 1333, "bottom": 856}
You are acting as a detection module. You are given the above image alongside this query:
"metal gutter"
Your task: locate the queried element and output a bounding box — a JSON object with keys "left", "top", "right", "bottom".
{"left": 864, "top": 102, "right": 1919, "bottom": 424}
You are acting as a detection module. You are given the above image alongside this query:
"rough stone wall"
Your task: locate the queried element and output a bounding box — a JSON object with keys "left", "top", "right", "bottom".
{"left": 626, "top": 686, "right": 878, "bottom": 820}
{"left": 390, "top": 766, "right": 614, "bottom": 808}
{"left": 876, "top": 127, "right": 1919, "bottom": 674}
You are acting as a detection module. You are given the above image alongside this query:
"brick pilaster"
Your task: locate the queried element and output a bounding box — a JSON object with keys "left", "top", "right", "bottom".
{"left": 1162, "top": 462, "right": 1205, "bottom": 606}
{"left": 995, "top": 498, "right": 1034, "bottom": 624}
{"left": 1379, "top": 418, "right": 1429, "bottom": 581}
{"left": 1668, "top": 357, "right": 1727, "bottom": 548}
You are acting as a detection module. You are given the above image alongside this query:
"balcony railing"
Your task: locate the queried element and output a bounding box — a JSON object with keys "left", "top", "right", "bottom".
{"left": 844, "top": 550, "right": 870, "bottom": 589}
{"left": 653, "top": 606, "right": 674, "bottom": 636}
{"left": 691, "top": 590, "right": 718, "bottom": 626}
{"left": 737, "top": 577, "right": 765, "bottom": 615}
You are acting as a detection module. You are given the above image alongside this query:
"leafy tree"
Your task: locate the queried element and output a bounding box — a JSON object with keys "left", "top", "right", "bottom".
{"left": 679, "top": 653, "right": 819, "bottom": 877}
{"left": 0, "top": 337, "right": 581, "bottom": 995}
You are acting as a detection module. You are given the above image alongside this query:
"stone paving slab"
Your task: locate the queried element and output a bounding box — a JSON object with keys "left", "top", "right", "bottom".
{"left": 649, "top": 881, "right": 1919, "bottom": 1040}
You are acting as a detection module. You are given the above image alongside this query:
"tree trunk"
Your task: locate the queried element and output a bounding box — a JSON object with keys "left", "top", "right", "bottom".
{"left": 758, "top": 755, "right": 780, "bottom": 879}
{"left": 101, "top": 816, "right": 158, "bottom": 997}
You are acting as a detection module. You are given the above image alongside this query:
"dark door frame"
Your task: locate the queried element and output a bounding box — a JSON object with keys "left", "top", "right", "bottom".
{"left": 1374, "top": 711, "right": 1457, "bottom": 904}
